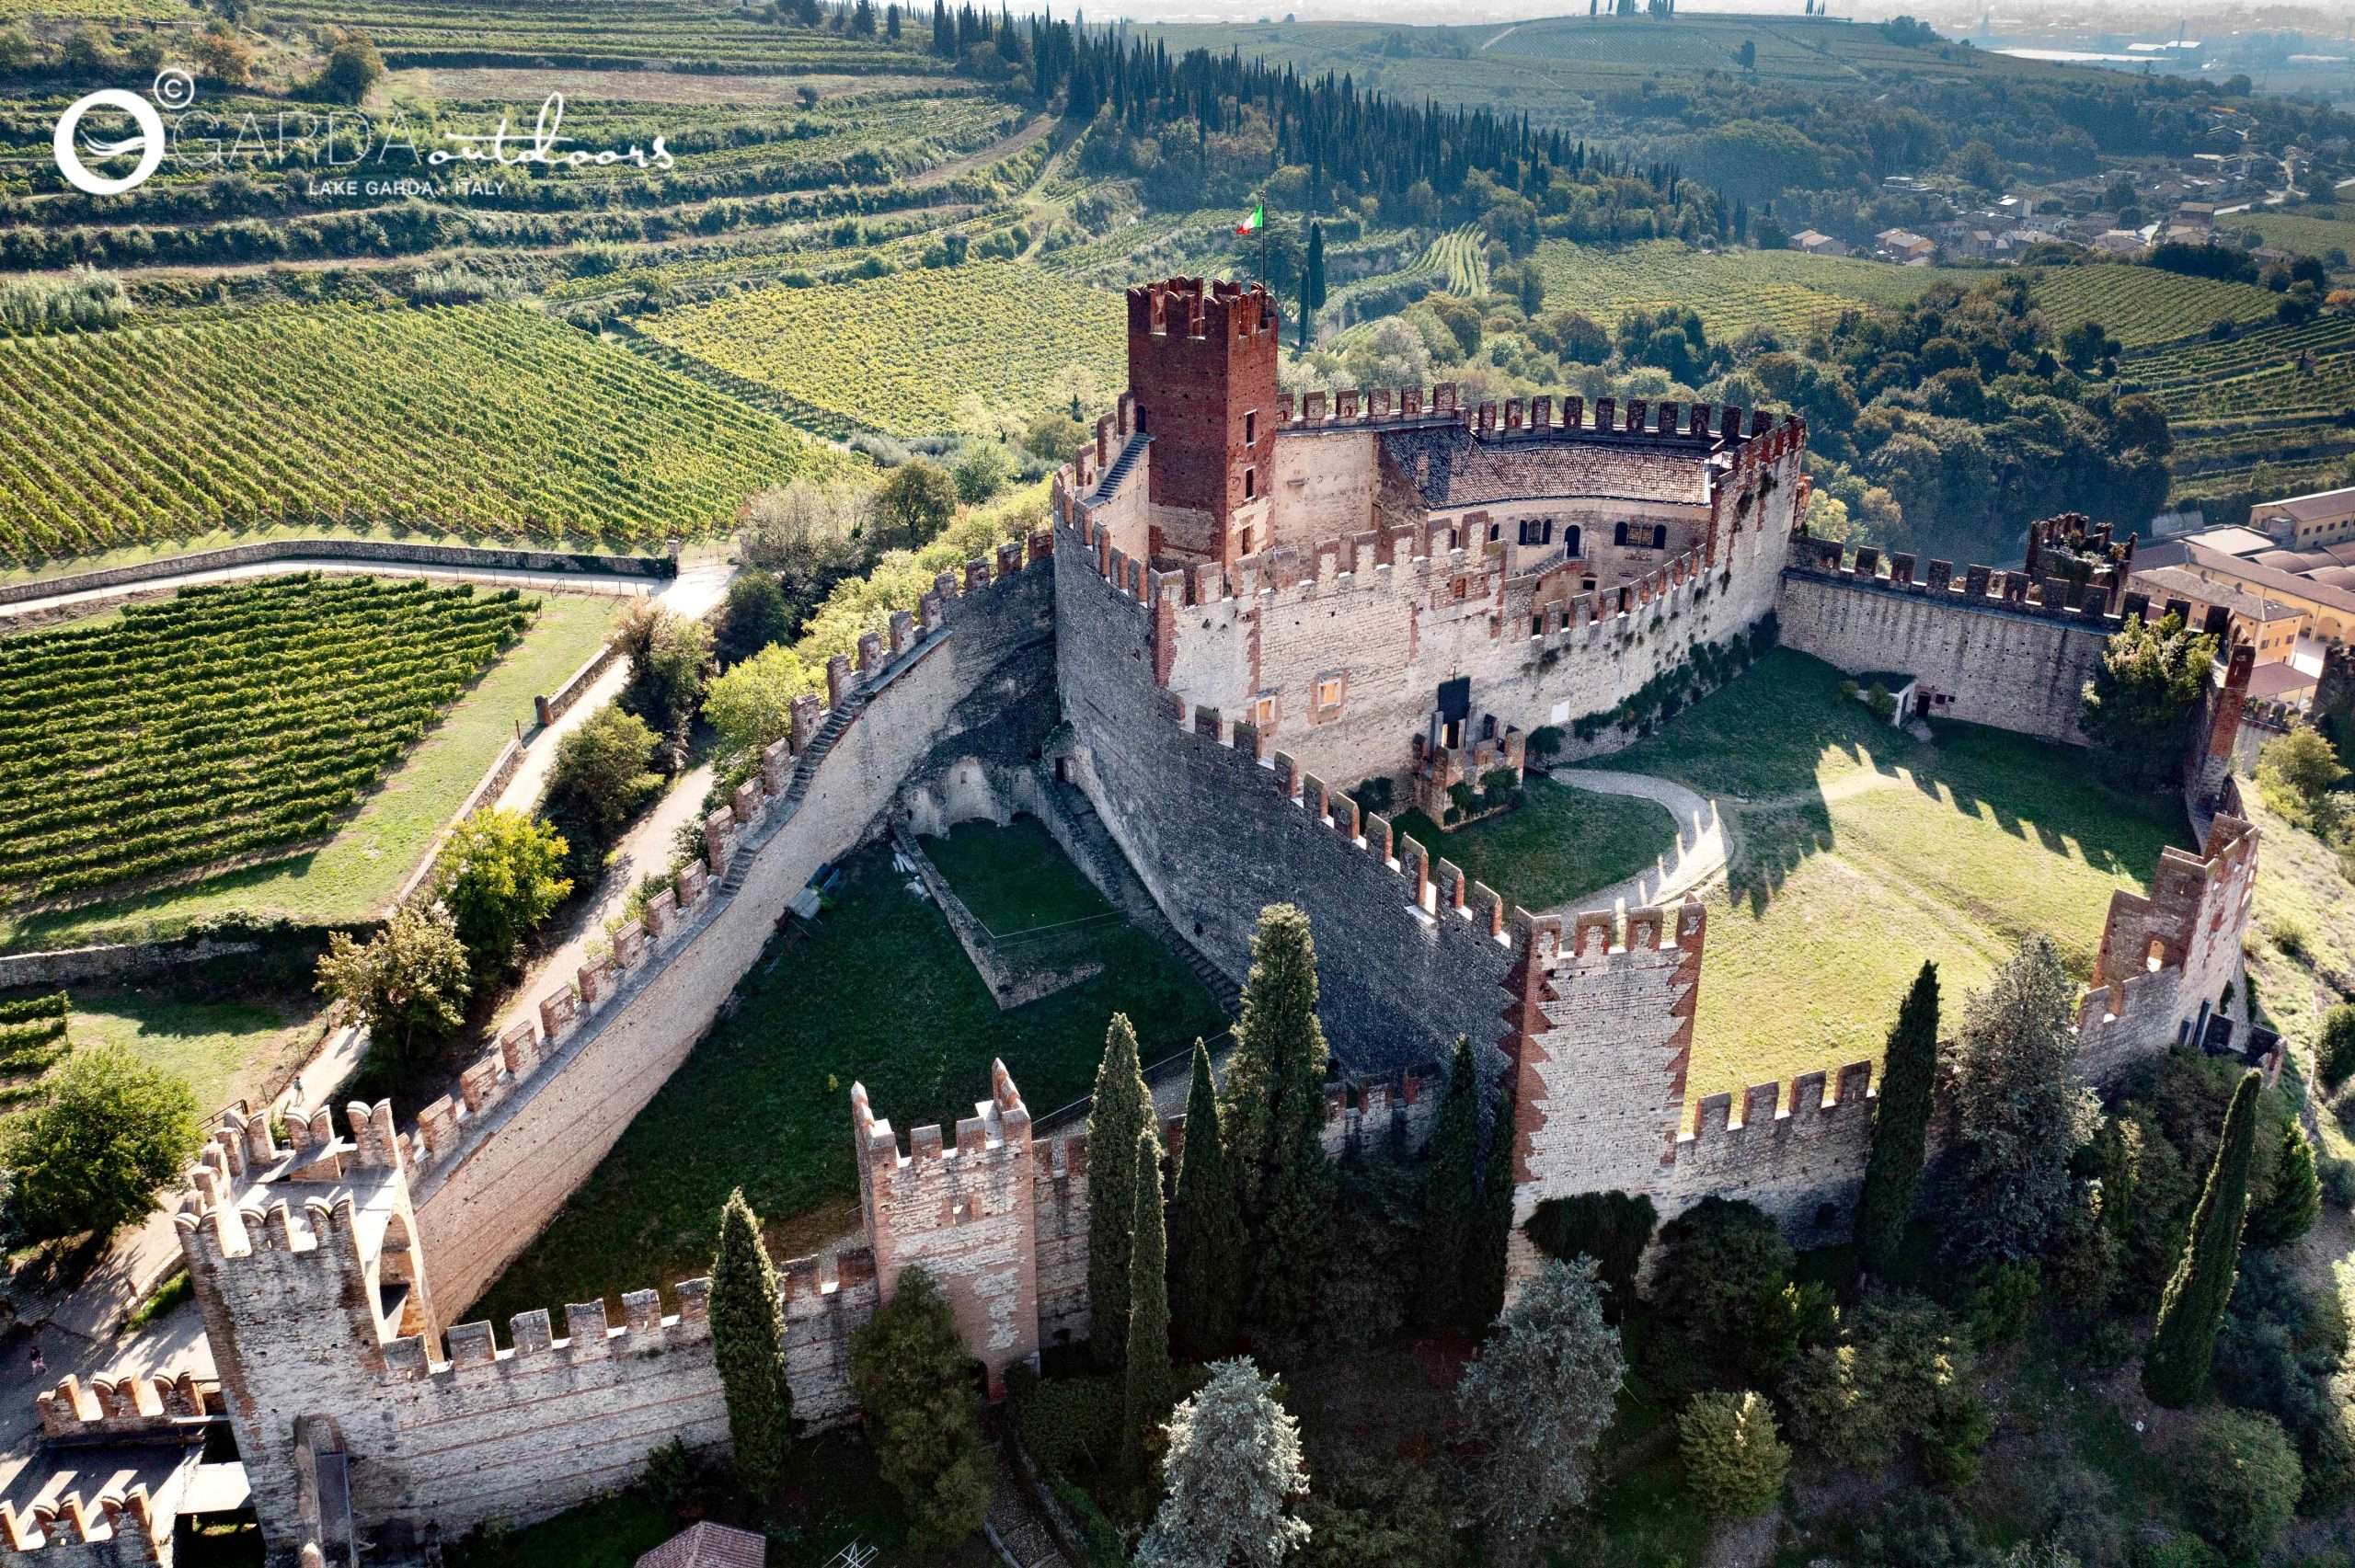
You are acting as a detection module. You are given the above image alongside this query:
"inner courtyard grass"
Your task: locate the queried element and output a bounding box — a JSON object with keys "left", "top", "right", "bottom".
{"left": 1595, "top": 649, "right": 2193, "bottom": 1116}
{"left": 471, "top": 829, "right": 1227, "bottom": 1326}
{"left": 1393, "top": 777, "right": 1680, "bottom": 912}
{"left": 0, "top": 592, "right": 616, "bottom": 953}
{"left": 924, "top": 813, "right": 1127, "bottom": 978}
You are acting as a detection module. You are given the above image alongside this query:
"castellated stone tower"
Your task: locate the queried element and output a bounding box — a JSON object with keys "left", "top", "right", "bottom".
{"left": 851, "top": 1059, "right": 1041, "bottom": 1397}
{"left": 1125, "top": 278, "right": 1281, "bottom": 569}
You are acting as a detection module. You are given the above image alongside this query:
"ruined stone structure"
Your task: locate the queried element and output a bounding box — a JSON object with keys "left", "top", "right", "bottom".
{"left": 0, "top": 278, "right": 2270, "bottom": 1563}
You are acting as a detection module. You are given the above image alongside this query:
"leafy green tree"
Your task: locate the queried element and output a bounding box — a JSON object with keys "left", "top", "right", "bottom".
{"left": 1087, "top": 1013, "right": 1156, "bottom": 1369}
{"left": 1168, "top": 1038, "right": 1246, "bottom": 1359}
{"left": 1123, "top": 1127, "right": 1172, "bottom": 1482}
{"left": 1221, "top": 904, "right": 1336, "bottom": 1340}
{"left": 738, "top": 481, "right": 869, "bottom": 604}
{"left": 2145, "top": 1070, "right": 2261, "bottom": 1405}
{"left": 542, "top": 704, "right": 661, "bottom": 879}
{"left": 1522, "top": 1191, "right": 1655, "bottom": 1318}
{"left": 430, "top": 808, "right": 571, "bottom": 977}
{"left": 316, "top": 29, "right": 384, "bottom": 102}
{"left": 616, "top": 601, "right": 715, "bottom": 757}
{"left": 848, "top": 1265, "right": 993, "bottom": 1553}
{"left": 879, "top": 458, "right": 959, "bottom": 546}
{"left": 2179, "top": 1409, "right": 2302, "bottom": 1560}
{"left": 1415, "top": 1036, "right": 1481, "bottom": 1335}
{"left": 714, "top": 570, "right": 795, "bottom": 667}
{"left": 1456, "top": 1257, "right": 1626, "bottom": 1565}
{"left": 1782, "top": 1296, "right": 1988, "bottom": 1483}
{"left": 5, "top": 1047, "right": 201, "bottom": 1241}
{"left": 2079, "top": 612, "right": 2218, "bottom": 791}
{"left": 315, "top": 904, "right": 472, "bottom": 1060}
{"left": 1677, "top": 1391, "right": 1791, "bottom": 1518}
{"left": 950, "top": 442, "right": 1012, "bottom": 505}
{"left": 1941, "top": 935, "right": 2099, "bottom": 1269}
{"left": 1135, "top": 1357, "right": 1310, "bottom": 1568}
{"left": 702, "top": 643, "right": 820, "bottom": 763}
{"left": 1649, "top": 1196, "right": 1799, "bottom": 1391}
{"left": 710, "top": 1189, "right": 793, "bottom": 1494}
{"left": 1856, "top": 961, "right": 1939, "bottom": 1277}
{"left": 2246, "top": 1120, "right": 2319, "bottom": 1248}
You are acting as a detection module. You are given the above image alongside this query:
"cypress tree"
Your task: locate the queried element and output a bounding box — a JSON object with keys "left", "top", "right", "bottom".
{"left": 1221, "top": 904, "right": 1334, "bottom": 1339}
{"left": 1470, "top": 1058, "right": 1519, "bottom": 1328}
{"left": 2143, "top": 1070, "right": 2262, "bottom": 1406}
{"left": 2247, "top": 1119, "right": 2320, "bottom": 1248}
{"left": 1122, "top": 1127, "right": 1171, "bottom": 1482}
{"left": 1087, "top": 1013, "right": 1155, "bottom": 1370}
{"left": 1855, "top": 961, "right": 1940, "bottom": 1279}
{"left": 1168, "top": 1038, "right": 1246, "bottom": 1358}
{"left": 710, "top": 1188, "right": 794, "bottom": 1495}
{"left": 1416, "top": 1036, "right": 1481, "bottom": 1335}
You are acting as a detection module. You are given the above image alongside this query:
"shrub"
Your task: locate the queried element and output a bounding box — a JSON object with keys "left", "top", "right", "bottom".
{"left": 1783, "top": 1296, "right": 1986, "bottom": 1480}
{"left": 848, "top": 1265, "right": 992, "bottom": 1552}
{"left": 2319, "top": 1154, "right": 2355, "bottom": 1210}
{"left": 1966, "top": 1261, "right": 2040, "bottom": 1348}
{"left": 543, "top": 704, "right": 662, "bottom": 879}
{"left": 4, "top": 1047, "right": 201, "bottom": 1242}
{"left": 1522, "top": 1191, "right": 1655, "bottom": 1316}
{"left": 2177, "top": 1410, "right": 2301, "bottom": 1561}
{"left": 2318, "top": 1004, "right": 2355, "bottom": 1093}
{"left": 1677, "top": 1391, "right": 1790, "bottom": 1517}
{"left": 430, "top": 809, "right": 571, "bottom": 978}
{"left": 1648, "top": 1196, "right": 1798, "bottom": 1391}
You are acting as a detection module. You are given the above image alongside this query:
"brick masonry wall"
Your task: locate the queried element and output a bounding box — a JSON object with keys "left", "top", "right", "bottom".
{"left": 1777, "top": 558, "right": 2112, "bottom": 743}
{"left": 408, "top": 566, "right": 1055, "bottom": 1320}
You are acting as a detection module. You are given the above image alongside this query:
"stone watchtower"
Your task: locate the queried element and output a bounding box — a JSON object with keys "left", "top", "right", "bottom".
{"left": 1125, "top": 278, "right": 1281, "bottom": 570}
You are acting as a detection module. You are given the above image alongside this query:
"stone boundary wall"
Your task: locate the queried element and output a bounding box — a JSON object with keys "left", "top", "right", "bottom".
{"left": 534, "top": 642, "right": 622, "bottom": 730}
{"left": 1777, "top": 541, "right": 2120, "bottom": 743}
{"left": 0, "top": 540, "right": 676, "bottom": 608}
{"left": 888, "top": 825, "right": 1102, "bottom": 1011}
{"left": 0, "top": 934, "right": 272, "bottom": 991}
{"left": 394, "top": 541, "right": 1057, "bottom": 1318}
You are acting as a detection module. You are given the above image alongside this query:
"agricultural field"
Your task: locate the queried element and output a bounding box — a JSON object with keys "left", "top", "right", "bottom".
{"left": 0, "top": 993, "right": 68, "bottom": 1109}
{"left": 0, "top": 575, "right": 531, "bottom": 903}
{"left": 0, "top": 303, "right": 856, "bottom": 565}
{"left": 1532, "top": 238, "right": 1953, "bottom": 344}
{"left": 2220, "top": 207, "right": 2355, "bottom": 270}
{"left": 638, "top": 259, "right": 1124, "bottom": 439}
{"left": 0, "top": 584, "right": 615, "bottom": 953}
{"left": 255, "top": 0, "right": 943, "bottom": 72}
{"left": 1598, "top": 650, "right": 2189, "bottom": 1117}
{"left": 2118, "top": 313, "right": 2355, "bottom": 500}
{"left": 2026, "top": 261, "right": 2282, "bottom": 350}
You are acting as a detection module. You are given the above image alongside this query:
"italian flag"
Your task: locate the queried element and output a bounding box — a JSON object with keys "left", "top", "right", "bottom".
{"left": 1235, "top": 202, "right": 1263, "bottom": 235}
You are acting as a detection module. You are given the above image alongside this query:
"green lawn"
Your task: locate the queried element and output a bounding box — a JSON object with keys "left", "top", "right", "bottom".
{"left": 1605, "top": 650, "right": 2191, "bottom": 1114}
{"left": 471, "top": 830, "right": 1228, "bottom": 1326}
{"left": 923, "top": 813, "right": 1132, "bottom": 979}
{"left": 0, "top": 593, "right": 615, "bottom": 952}
{"left": 69, "top": 989, "right": 315, "bottom": 1116}
{"left": 1393, "top": 777, "right": 1680, "bottom": 912}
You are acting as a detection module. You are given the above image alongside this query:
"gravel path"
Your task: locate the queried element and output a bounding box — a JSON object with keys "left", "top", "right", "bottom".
{"left": 1543, "top": 768, "right": 1728, "bottom": 915}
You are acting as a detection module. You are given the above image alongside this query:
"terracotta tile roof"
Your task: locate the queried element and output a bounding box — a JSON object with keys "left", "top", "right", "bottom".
{"left": 636, "top": 1523, "right": 767, "bottom": 1568}
{"left": 1378, "top": 427, "right": 1709, "bottom": 509}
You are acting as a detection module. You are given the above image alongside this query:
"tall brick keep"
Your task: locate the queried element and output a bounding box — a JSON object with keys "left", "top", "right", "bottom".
{"left": 1127, "top": 278, "right": 1280, "bottom": 569}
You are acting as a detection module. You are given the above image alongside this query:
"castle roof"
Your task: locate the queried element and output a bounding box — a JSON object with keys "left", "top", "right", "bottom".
{"left": 637, "top": 1522, "right": 766, "bottom": 1568}
{"left": 1377, "top": 426, "right": 1712, "bottom": 511}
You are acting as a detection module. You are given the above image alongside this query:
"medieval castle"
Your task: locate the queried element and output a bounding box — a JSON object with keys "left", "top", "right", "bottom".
{"left": 0, "top": 278, "right": 2267, "bottom": 1566}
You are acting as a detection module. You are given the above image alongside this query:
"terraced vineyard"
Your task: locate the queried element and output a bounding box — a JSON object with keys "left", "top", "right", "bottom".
{"left": 0, "top": 993, "right": 69, "bottom": 1109}
{"left": 2120, "top": 314, "right": 2355, "bottom": 498}
{"left": 2026, "top": 263, "right": 2280, "bottom": 350}
{"left": 1532, "top": 239, "right": 1950, "bottom": 342}
{"left": 0, "top": 303, "right": 856, "bottom": 565}
{"left": 640, "top": 259, "right": 1124, "bottom": 438}
{"left": 258, "top": 0, "right": 944, "bottom": 71}
{"left": 0, "top": 576, "right": 533, "bottom": 902}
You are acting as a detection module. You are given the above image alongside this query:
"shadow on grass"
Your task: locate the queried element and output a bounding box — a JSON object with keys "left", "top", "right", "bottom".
{"left": 1607, "top": 650, "right": 2188, "bottom": 918}
{"left": 471, "top": 831, "right": 1227, "bottom": 1327}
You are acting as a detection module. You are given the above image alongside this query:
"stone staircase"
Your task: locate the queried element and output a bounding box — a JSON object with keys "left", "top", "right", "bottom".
{"left": 718, "top": 698, "right": 862, "bottom": 898}
{"left": 1089, "top": 432, "right": 1149, "bottom": 500}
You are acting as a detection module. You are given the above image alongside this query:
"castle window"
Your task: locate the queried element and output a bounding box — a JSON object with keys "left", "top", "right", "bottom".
{"left": 1488, "top": 521, "right": 1501, "bottom": 544}
{"left": 1519, "top": 518, "right": 1553, "bottom": 546}
{"left": 1613, "top": 521, "right": 1629, "bottom": 546}
{"left": 1566, "top": 524, "right": 1582, "bottom": 557}
{"left": 1243, "top": 466, "right": 1257, "bottom": 500}
{"left": 1245, "top": 410, "right": 1258, "bottom": 444}
{"left": 1653, "top": 524, "right": 1670, "bottom": 548}
{"left": 1253, "top": 693, "right": 1278, "bottom": 727}
{"left": 1312, "top": 674, "right": 1347, "bottom": 720}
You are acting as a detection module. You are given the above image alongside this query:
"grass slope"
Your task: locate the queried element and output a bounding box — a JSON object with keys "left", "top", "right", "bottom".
{"left": 471, "top": 830, "right": 1227, "bottom": 1325}
{"left": 0, "top": 592, "right": 615, "bottom": 952}
{"left": 1393, "top": 777, "right": 1680, "bottom": 912}
{"left": 1605, "top": 649, "right": 2189, "bottom": 1113}
{"left": 69, "top": 990, "right": 313, "bottom": 1116}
